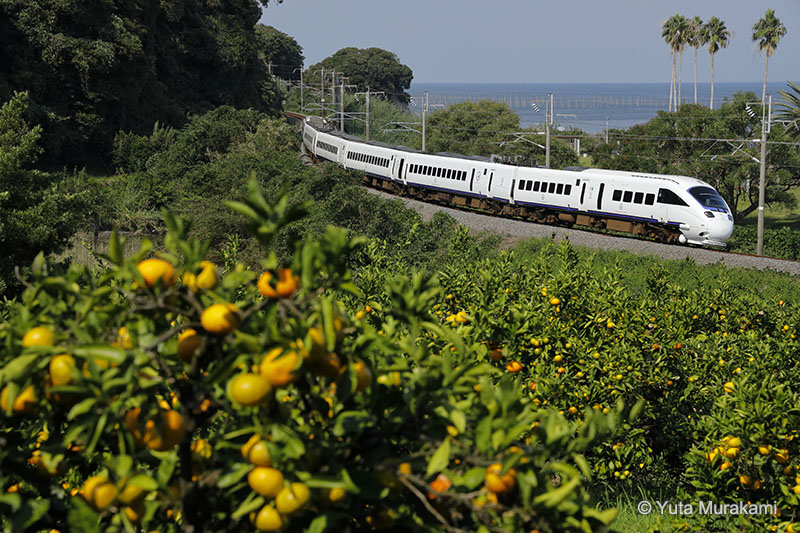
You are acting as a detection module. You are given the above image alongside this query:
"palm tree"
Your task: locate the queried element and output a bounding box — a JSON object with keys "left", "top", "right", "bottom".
{"left": 689, "top": 16, "right": 705, "bottom": 104}
{"left": 674, "top": 15, "right": 690, "bottom": 107}
{"left": 776, "top": 81, "right": 800, "bottom": 137}
{"left": 752, "top": 9, "right": 787, "bottom": 104}
{"left": 662, "top": 14, "right": 688, "bottom": 111}
{"left": 662, "top": 16, "right": 678, "bottom": 112}
{"left": 701, "top": 17, "right": 731, "bottom": 110}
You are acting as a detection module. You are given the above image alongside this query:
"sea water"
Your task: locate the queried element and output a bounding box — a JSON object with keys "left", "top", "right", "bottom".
{"left": 408, "top": 82, "right": 787, "bottom": 134}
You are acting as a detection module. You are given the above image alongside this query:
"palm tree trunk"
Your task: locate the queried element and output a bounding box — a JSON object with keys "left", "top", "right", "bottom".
{"left": 710, "top": 52, "right": 715, "bottom": 110}
{"left": 693, "top": 47, "right": 698, "bottom": 104}
{"left": 678, "top": 49, "right": 683, "bottom": 107}
{"left": 670, "top": 49, "right": 676, "bottom": 112}
{"left": 762, "top": 52, "right": 770, "bottom": 103}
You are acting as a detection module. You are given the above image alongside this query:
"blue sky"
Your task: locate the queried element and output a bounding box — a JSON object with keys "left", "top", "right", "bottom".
{"left": 259, "top": 0, "right": 798, "bottom": 84}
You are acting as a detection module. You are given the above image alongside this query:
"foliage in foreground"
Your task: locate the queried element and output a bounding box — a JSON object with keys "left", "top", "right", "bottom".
{"left": 0, "top": 181, "right": 623, "bottom": 532}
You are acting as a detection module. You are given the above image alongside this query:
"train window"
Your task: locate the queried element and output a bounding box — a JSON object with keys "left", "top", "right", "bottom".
{"left": 461, "top": 171, "right": 466, "bottom": 181}
{"left": 657, "top": 188, "right": 689, "bottom": 206}
{"left": 645, "top": 193, "right": 655, "bottom": 205}
{"left": 557, "top": 183, "right": 564, "bottom": 194}
{"left": 634, "top": 192, "right": 644, "bottom": 204}
{"left": 612, "top": 190, "right": 622, "bottom": 201}
{"left": 518, "top": 180, "right": 524, "bottom": 190}
{"left": 526, "top": 181, "right": 533, "bottom": 191}
{"left": 548, "top": 183, "right": 556, "bottom": 194}
{"left": 564, "top": 184, "right": 572, "bottom": 195}
{"left": 533, "top": 182, "right": 540, "bottom": 192}
{"left": 576, "top": 179, "right": 580, "bottom": 186}
{"left": 623, "top": 191, "right": 633, "bottom": 202}
{"left": 688, "top": 186, "right": 728, "bottom": 210}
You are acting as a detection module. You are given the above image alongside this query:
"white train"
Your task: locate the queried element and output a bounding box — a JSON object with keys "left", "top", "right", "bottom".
{"left": 296, "top": 114, "right": 734, "bottom": 247}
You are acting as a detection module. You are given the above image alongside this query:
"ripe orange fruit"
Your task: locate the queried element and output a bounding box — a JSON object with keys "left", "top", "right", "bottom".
{"left": 549, "top": 297, "right": 560, "bottom": 306}
{"left": 259, "top": 348, "right": 300, "bottom": 387}
{"left": 254, "top": 504, "right": 283, "bottom": 532}
{"left": 485, "top": 463, "right": 516, "bottom": 493}
{"left": 257, "top": 269, "right": 296, "bottom": 299}
{"left": 230, "top": 374, "right": 271, "bottom": 406}
{"left": 114, "top": 327, "right": 133, "bottom": 349}
{"left": 183, "top": 261, "right": 218, "bottom": 292}
{"left": 119, "top": 484, "right": 146, "bottom": 505}
{"left": 22, "top": 326, "right": 54, "bottom": 347}
{"left": 248, "top": 467, "right": 284, "bottom": 497}
{"left": 177, "top": 329, "right": 204, "bottom": 362}
{"left": 321, "top": 487, "right": 346, "bottom": 504}
{"left": 82, "top": 475, "right": 118, "bottom": 510}
{"left": 312, "top": 352, "right": 344, "bottom": 379}
{"left": 125, "top": 408, "right": 186, "bottom": 451}
{"left": 49, "top": 355, "right": 76, "bottom": 387}
{"left": 354, "top": 361, "right": 372, "bottom": 392}
{"left": 123, "top": 498, "right": 145, "bottom": 523}
{"left": 275, "top": 482, "right": 310, "bottom": 515}
{"left": 144, "top": 410, "right": 186, "bottom": 451}
{"left": 505, "top": 361, "right": 523, "bottom": 373}
{"left": 241, "top": 434, "right": 272, "bottom": 466}
{"left": 489, "top": 348, "right": 503, "bottom": 361}
{"left": 201, "top": 303, "right": 239, "bottom": 335}
{"left": 427, "top": 473, "right": 452, "bottom": 499}
{"left": 723, "top": 381, "right": 735, "bottom": 393}
{"left": 1, "top": 385, "right": 36, "bottom": 413}
{"left": 136, "top": 258, "right": 175, "bottom": 288}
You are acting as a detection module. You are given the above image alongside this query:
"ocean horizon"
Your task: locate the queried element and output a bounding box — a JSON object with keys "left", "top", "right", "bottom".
{"left": 408, "top": 81, "right": 788, "bottom": 134}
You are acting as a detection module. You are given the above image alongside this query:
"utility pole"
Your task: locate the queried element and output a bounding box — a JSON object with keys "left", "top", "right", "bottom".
{"left": 365, "top": 88, "right": 370, "bottom": 141}
{"left": 320, "top": 67, "right": 325, "bottom": 104}
{"left": 756, "top": 95, "right": 772, "bottom": 256}
{"left": 545, "top": 93, "right": 553, "bottom": 168}
{"left": 300, "top": 69, "right": 303, "bottom": 110}
{"left": 605, "top": 116, "right": 609, "bottom": 144}
{"left": 422, "top": 91, "right": 428, "bottom": 152}
{"left": 340, "top": 78, "right": 345, "bottom": 131}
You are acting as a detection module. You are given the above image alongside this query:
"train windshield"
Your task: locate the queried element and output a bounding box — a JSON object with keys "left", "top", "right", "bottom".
{"left": 688, "top": 186, "right": 728, "bottom": 211}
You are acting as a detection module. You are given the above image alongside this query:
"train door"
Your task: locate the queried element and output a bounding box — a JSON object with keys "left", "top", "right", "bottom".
{"left": 486, "top": 169, "right": 496, "bottom": 199}
{"left": 471, "top": 167, "right": 485, "bottom": 196}
{"left": 396, "top": 157, "right": 405, "bottom": 183}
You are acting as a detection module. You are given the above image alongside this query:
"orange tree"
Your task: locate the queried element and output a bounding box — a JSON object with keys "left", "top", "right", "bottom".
{"left": 0, "top": 178, "right": 623, "bottom": 532}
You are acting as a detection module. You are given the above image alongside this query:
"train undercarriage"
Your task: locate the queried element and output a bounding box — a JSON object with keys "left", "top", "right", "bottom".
{"left": 361, "top": 174, "right": 683, "bottom": 245}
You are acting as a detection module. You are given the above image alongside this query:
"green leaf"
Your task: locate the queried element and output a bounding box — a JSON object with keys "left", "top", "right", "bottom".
{"left": 307, "top": 514, "right": 331, "bottom": 533}
{"left": 67, "top": 498, "right": 101, "bottom": 533}
{"left": 629, "top": 397, "right": 645, "bottom": 422}
{"left": 332, "top": 410, "right": 370, "bottom": 438}
{"left": 107, "top": 454, "right": 133, "bottom": 480}
{"left": 0, "top": 354, "right": 39, "bottom": 383}
{"left": 231, "top": 493, "right": 265, "bottom": 520}
{"left": 425, "top": 438, "right": 451, "bottom": 478}
{"left": 72, "top": 345, "right": 127, "bottom": 364}
{"left": 584, "top": 506, "right": 620, "bottom": 525}
{"left": 124, "top": 474, "right": 158, "bottom": 492}
{"left": 459, "top": 467, "right": 486, "bottom": 490}
{"left": 156, "top": 454, "right": 178, "bottom": 486}
{"left": 86, "top": 412, "right": 108, "bottom": 455}
{"left": 217, "top": 463, "right": 251, "bottom": 489}
{"left": 476, "top": 416, "right": 492, "bottom": 454}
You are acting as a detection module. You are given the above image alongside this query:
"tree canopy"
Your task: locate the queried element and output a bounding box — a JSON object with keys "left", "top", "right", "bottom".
{"left": 255, "top": 24, "right": 304, "bottom": 80}
{"left": 0, "top": 0, "right": 281, "bottom": 168}
{"left": 305, "top": 47, "right": 413, "bottom": 104}
{"left": 426, "top": 100, "right": 578, "bottom": 169}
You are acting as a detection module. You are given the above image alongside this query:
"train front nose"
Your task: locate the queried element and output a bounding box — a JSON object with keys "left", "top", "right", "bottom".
{"left": 705, "top": 216, "right": 734, "bottom": 246}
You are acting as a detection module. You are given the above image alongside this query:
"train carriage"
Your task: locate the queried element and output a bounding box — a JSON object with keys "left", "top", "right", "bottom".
{"left": 300, "top": 116, "right": 733, "bottom": 247}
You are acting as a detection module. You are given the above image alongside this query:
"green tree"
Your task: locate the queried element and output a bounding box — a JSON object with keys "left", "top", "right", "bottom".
{"left": 752, "top": 9, "right": 787, "bottom": 104}
{"left": 305, "top": 47, "right": 413, "bottom": 104}
{"left": 0, "top": 92, "right": 91, "bottom": 296}
{"left": 701, "top": 17, "right": 731, "bottom": 110}
{"left": 255, "top": 24, "right": 304, "bottom": 80}
{"left": 426, "top": 100, "right": 578, "bottom": 169}
{"left": 0, "top": 0, "right": 281, "bottom": 168}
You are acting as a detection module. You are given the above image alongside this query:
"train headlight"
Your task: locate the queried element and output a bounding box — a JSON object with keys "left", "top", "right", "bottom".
{"left": 704, "top": 211, "right": 715, "bottom": 218}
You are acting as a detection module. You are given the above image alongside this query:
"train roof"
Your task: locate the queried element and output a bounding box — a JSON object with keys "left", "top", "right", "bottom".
{"left": 306, "top": 115, "right": 711, "bottom": 188}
